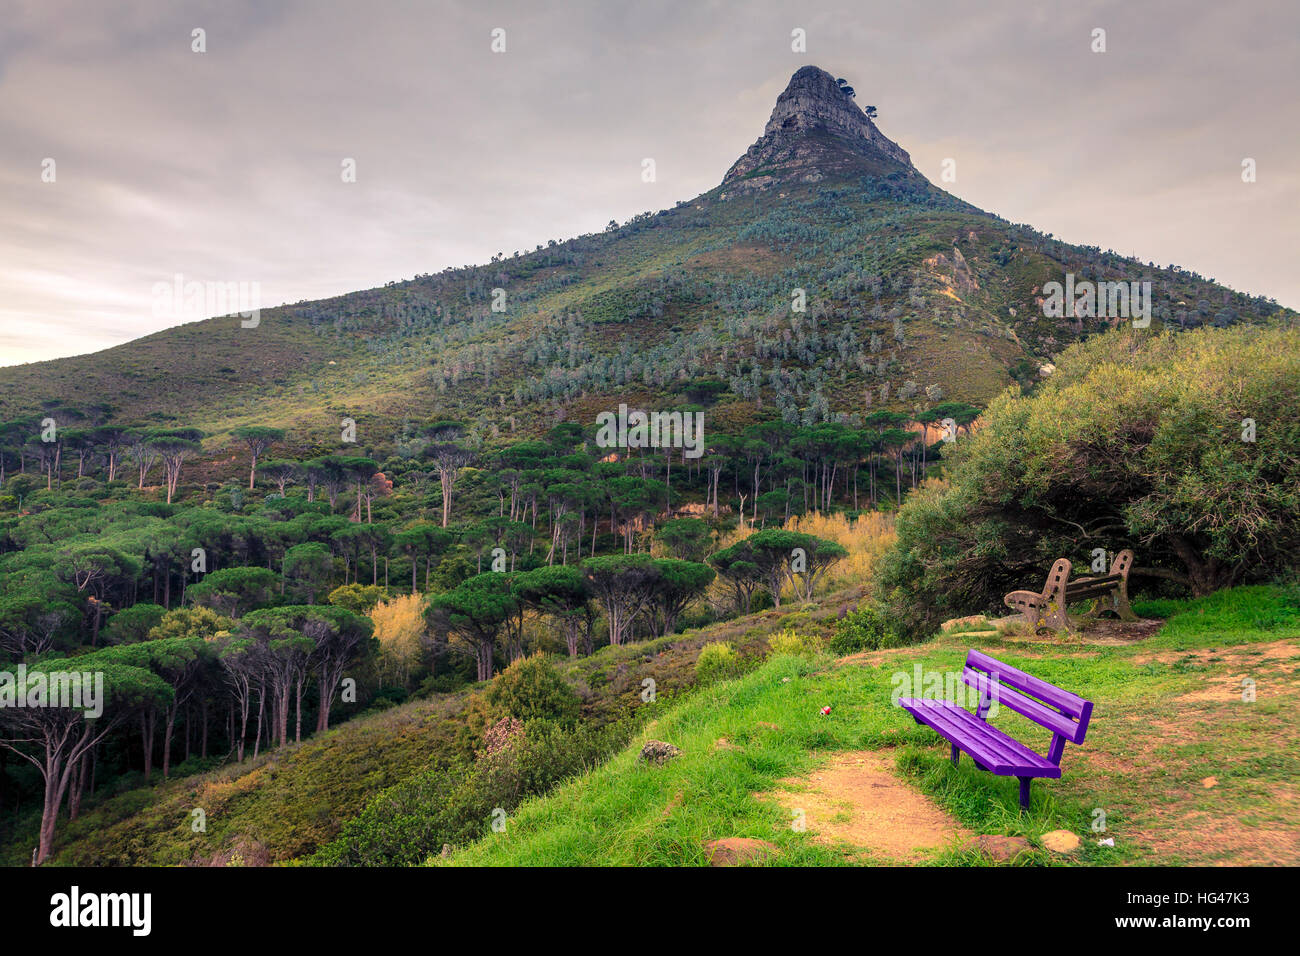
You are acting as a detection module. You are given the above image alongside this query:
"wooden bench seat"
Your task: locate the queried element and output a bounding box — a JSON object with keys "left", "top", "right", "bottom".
{"left": 895, "top": 650, "right": 1094, "bottom": 811}
{"left": 1004, "top": 549, "right": 1137, "bottom": 635}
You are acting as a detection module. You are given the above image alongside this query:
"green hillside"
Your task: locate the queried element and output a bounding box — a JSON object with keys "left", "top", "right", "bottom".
{"left": 4, "top": 69, "right": 1290, "bottom": 456}
{"left": 440, "top": 585, "right": 1300, "bottom": 867}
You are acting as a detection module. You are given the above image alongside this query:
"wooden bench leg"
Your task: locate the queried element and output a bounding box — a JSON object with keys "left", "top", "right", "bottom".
{"left": 1018, "top": 777, "right": 1031, "bottom": 813}
{"left": 950, "top": 743, "right": 959, "bottom": 766}
{"left": 1045, "top": 601, "right": 1073, "bottom": 637}
{"left": 1114, "top": 581, "right": 1138, "bottom": 622}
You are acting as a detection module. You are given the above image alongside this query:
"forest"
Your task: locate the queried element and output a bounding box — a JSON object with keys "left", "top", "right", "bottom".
{"left": 0, "top": 399, "right": 979, "bottom": 863}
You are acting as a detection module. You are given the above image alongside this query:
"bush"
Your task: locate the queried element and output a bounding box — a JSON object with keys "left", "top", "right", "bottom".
{"left": 876, "top": 326, "right": 1300, "bottom": 638}
{"left": 103, "top": 603, "right": 166, "bottom": 645}
{"left": 768, "top": 627, "right": 821, "bottom": 658}
{"left": 695, "top": 641, "right": 744, "bottom": 684}
{"left": 484, "top": 654, "right": 581, "bottom": 726}
{"left": 829, "top": 604, "right": 902, "bottom": 655}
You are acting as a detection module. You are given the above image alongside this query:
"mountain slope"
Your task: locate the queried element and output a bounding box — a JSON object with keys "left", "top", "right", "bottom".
{"left": 2, "top": 66, "right": 1292, "bottom": 451}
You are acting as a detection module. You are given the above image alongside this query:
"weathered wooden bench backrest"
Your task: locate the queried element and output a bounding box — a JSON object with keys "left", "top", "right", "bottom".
{"left": 961, "top": 650, "right": 1094, "bottom": 763}
{"left": 1042, "top": 558, "right": 1071, "bottom": 603}
{"left": 1055, "top": 550, "right": 1135, "bottom": 601}
{"left": 1110, "top": 549, "right": 1133, "bottom": 579}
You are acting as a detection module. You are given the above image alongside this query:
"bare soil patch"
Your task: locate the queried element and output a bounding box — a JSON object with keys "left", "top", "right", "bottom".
{"left": 1132, "top": 639, "right": 1300, "bottom": 668}
{"left": 995, "top": 616, "right": 1165, "bottom": 646}
{"left": 763, "top": 750, "right": 967, "bottom": 861}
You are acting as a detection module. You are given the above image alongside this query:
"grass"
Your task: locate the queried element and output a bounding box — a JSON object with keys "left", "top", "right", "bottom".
{"left": 440, "top": 584, "right": 1300, "bottom": 866}
{"left": 1134, "top": 585, "right": 1300, "bottom": 648}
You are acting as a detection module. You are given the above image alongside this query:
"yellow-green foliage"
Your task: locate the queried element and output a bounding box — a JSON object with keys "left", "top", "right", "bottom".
{"left": 783, "top": 511, "right": 897, "bottom": 593}
{"left": 149, "top": 605, "right": 233, "bottom": 642}
{"left": 767, "top": 627, "right": 821, "bottom": 658}
{"left": 705, "top": 511, "right": 897, "bottom": 608}
{"left": 329, "top": 583, "right": 386, "bottom": 614}
{"left": 370, "top": 593, "right": 426, "bottom": 687}
{"left": 695, "top": 641, "right": 742, "bottom": 684}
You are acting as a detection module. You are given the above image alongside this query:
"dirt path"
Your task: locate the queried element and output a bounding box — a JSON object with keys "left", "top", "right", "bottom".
{"left": 763, "top": 750, "right": 967, "bottom": 861}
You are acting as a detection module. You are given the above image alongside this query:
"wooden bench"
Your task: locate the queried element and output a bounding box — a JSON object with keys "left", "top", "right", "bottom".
{"left": 1003, "top": 549, "right": 1137, "bottom": 635}
{"left": 895, "top": 650, "right": 1094, "bottom": 811}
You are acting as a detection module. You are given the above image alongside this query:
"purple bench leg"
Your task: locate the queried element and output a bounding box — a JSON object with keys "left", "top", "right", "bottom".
{"left": 1018, "top": 777, "right": 1031, "bottom": 813}
{"left": 950, "top": 743, "right": 959, "bottom": 766}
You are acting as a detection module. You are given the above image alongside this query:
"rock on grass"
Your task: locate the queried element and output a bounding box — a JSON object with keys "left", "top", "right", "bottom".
{"left": 704, "top": 838, "right": 780, "bottom": 866}
{"left": 639, "top": 740, "right": 682, "bottom": 764}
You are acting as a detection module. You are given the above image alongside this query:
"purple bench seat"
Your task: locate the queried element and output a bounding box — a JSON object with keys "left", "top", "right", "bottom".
{"left": 895, "top": 649, "right": 1094, "bottom": 811}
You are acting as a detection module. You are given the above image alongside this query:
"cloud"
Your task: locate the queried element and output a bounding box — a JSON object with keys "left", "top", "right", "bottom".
{"left": 1, "top": 0, "right": 1296, "bottom": 366}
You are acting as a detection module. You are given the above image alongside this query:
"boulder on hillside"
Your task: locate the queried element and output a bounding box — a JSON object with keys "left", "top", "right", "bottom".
{"left": 639, "top": 740, "right": 682, "bottom": 764}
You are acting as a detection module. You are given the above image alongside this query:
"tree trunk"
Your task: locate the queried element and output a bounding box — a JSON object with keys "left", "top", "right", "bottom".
{"left": 141, "top": 711, "right": 155, "bottom": 779}
{"left": 1169, "top": 535, "right": 1232, "bottom": 596}
{"left": 253, "top": 687, "right": 265, "bottom": 760}
{"left": 162, "top": 706, "right": 177, "bottom": 779}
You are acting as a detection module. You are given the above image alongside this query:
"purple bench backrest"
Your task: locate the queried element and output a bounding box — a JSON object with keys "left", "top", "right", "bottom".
{"left": 961, "top": 650, "right": 1094, "bottom": 758}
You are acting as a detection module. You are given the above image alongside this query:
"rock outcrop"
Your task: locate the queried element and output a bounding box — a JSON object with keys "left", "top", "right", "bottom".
{"left": 723, "top": 65, "right": 914, "bottom": 188}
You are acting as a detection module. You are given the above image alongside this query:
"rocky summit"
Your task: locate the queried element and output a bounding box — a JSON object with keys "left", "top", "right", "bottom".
{"left": 724, "top": 65, "right": 916, "bottom": 188}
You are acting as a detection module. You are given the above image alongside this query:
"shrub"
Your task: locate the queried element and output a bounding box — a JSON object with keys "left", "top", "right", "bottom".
{"left": 695, "top": 641, "right": 743, "bottom": 684}
{"left": 484, "top": 653, "right": 581, "bottom": 726}
{"left": 829, "top": 604, "right": 902, "bottom": 655}
{"left": 419, "top": 671, "right": 469, "bottom": 696}
{"left": 328, "top": 583, "right": 386, "bottom": 614}
{"left": 147, "top": 605, "right": 232, "bottom": 642}
{"left": 768, "top": 627, "right": 821, "bottom": 658}
{"left": 103, "top": 603, "right": 166, "bottom": 645}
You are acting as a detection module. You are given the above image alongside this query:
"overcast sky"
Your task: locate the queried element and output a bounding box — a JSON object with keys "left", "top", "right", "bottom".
{"left": 2, "top": 0, "right": 1296, "bottom": 366}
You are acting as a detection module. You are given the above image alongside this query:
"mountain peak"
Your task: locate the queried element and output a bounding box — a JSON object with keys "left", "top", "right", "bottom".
{"left": 723, "top": 65, "right": 913, "bottom": 187}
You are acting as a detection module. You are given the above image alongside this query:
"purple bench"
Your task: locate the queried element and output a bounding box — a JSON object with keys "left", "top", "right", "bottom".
{"left": 895, "top": 650, "right": 1094, "bottom": 811}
